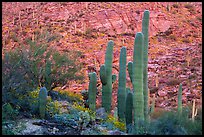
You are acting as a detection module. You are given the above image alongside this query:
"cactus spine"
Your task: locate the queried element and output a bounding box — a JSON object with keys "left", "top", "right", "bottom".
{"left": 132, "top": 32, "right": 144, "bottom": 132}
{"left": 125, "top": 88, "right": 133, "bottom": 132}
{"left": 39, "top": 87, "right": 48, "bottom": 119}
{"left": 100, "top": 40, "right": 114, "bottom": 113}
{"left": 88, "top": 72, "right": 97, "bottom": 111}
{"left": 117, "top": 46, "right": 127, "bottom": 122}
{"left": 142, "top": 10, "right": 150, "bottom": 123}
{"left": 178, "top": 83, "right": 182, "bottom": 115}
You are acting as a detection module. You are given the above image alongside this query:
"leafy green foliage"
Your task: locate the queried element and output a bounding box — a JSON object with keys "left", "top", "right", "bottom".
{"left": 2, "top": 30, "right": 84, "bottom": 113}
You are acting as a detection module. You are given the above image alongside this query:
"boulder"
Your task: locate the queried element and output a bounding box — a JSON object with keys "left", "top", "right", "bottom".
{"left": 96, "top": 107, "right": 107, "bottom": 120}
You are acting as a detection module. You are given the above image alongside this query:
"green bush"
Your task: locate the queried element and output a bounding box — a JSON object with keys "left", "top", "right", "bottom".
{"left": 148, "top": 111, "right": 188, "bottom": 135}
{"left": 2, "top": 103, "right": 19, "bottom": 121}
{"left": 147, "top": 108, "right": 202, "bottom": 135}
{"left": 46, "top": 100, "right": 61, "bottom": 119}
{"left": 2, "top": 31, "right": 84, "bottom": 113}
{"left": 2, "top": 103, "right": 19, "bottom": 135}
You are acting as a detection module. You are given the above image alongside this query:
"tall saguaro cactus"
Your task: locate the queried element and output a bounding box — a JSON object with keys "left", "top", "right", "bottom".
{"left": 100, "top": 40, "right": 114, "bottom": 113}
{"left": 132, "top": 32, "right": 144, "bottom": 132}
{"left": 142, "top": 10, "right": 150, "bottom": 123}
{"left": 39, "top": 87, "right": 48, "bottom": 119}
{"left": 117, "top": 46, "right": 127, "bottom": 122}
{"left": 88, "top": 72, "right": 97, "bottom": 111}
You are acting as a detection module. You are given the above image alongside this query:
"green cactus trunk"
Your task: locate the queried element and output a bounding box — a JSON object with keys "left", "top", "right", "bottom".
{"left": 125, "top": 88, "right": 133, "bottom": 133}
{"left": 178, "top": 83, "right": 182, "bottom": 115}
{"left": 39, "top": 87, "right": 48, "bottom": 119}
{"left": 100, "top": 40, "right": 114, "bottom": 113}
{"left": 117, "top": 46, "right": 127, "bottom": 122}
{"left": 142, "top": 10, "right": 150, "bottom": 123}
{"left": 132, "top": 32, "right": 144, "bottom": 132}
{"left": 88, "top": 72, "right": 97, "bottom": 111}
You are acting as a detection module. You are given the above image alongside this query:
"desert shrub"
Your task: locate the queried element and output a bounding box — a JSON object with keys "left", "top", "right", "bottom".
{"left": 78, "top": 111, "right": 92, "bottom": 129}
{"left": 2, "top": 103, "right": 19, "bottom": 121}
{"left": 46, "top": 100, "right": 61, "bottom": 119}
{"left": 53, "top": 113, "right": 77, "bottom": 126}
{"left": 172, "top": 3, "right": 179, "bottom": 8}
{"left": 2, "top": 103, "right": 19, "bottom": 135}
{"left": 101, "top": 114, "right": 126, "bottom": 132}
{"left": 147, "top": 108, "right": 202, "bottom": 135}
{"left": 148, "top": 111, "right": 188, "bottom": 135}
{"left": 2, "top": 31, "right": 84, "bottom": 113}
{"left": 181, "top": 38, "right": 191, "bottom": 43}
{"left": 184, "top": 3, "right": 196, "bottom": 14}
{"left": 81, "top": 128, "right": 106, "bottom": 135}
{"left": 27, "top": 88, "right": 40, "bottom": 116}
{"left": 168, "top": 34, "right": 177, "bottom": 41}
{"left": 53, "top": 87, "right": 83, "bottom": 103}
{"left": 53, "top": 110, "right": 93, "bottom": 130}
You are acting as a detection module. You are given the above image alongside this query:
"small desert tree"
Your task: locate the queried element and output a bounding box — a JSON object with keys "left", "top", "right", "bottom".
{"left": 2, "top": 31, "right": 84, "bottom": 111}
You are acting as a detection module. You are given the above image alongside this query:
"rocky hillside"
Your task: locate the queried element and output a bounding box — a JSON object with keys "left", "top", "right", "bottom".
{"left": 2, "top": 2, "right": 202, "bottom": 110}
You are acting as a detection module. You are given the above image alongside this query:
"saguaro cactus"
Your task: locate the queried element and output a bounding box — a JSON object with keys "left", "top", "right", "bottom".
{"left": 100, "top": 40, "right": 114, "bottom": 113}
{"left": 191, "top": 99, "right": 197, "bottom": 122}
{"left": 39, "top": 87, "right": 48, "bottom": 119}
{"left": 178, "top": 83, "right": 182, "bottom": 115}
{"left": 132, "top": 32, "right": 144, "bottom": 131}
{"left": 88, "top": 72, "right": 97, "bottom": 111}
{"left": 149, "top": 94, "right": 156, "bottom": 114}
{"left": 114, "top": 107, "right": 118, "bottom": 122}
{"left": 125, "top": 88, "right": 133, "bottom": 132}
{"left": 117, "top": 46, "right": 127, "bottom": 122}
{"left": 142, "top": 10, "right": 150, "bottom": 123}
{"left": 45, "top": 60, "right": 52, "bottom": 91}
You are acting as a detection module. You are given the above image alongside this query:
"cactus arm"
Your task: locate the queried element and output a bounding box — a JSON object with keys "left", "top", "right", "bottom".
{"left": 100, "top": 64, "right": 107, "bottom": 85}
{"left": 142, "top": 10, "right": 150, "bottom": 123}
{"left": 128, "top": 61, "right": 133, "bottom": 83}
{"left": 117, "top": 46, "right": 127, "bottom": 122}
{"left": 88, "top": 72, "right": 97, "bottom": 111}
{"left": 112, "top": 74, "right": 117, "bottom": 83}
